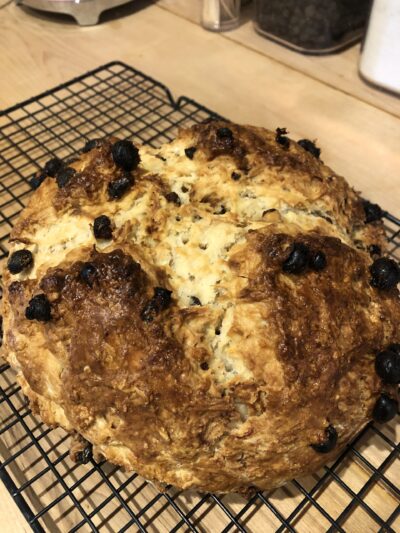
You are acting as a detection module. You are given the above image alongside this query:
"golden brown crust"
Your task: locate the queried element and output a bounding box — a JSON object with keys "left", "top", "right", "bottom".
{"left": 1, "top": 121, "right": 399, "bottom": 493}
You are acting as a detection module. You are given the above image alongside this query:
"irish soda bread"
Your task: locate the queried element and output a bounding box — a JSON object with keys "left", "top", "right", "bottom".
{"left": 1, "top": 121, "right": 399, "bottom": 494}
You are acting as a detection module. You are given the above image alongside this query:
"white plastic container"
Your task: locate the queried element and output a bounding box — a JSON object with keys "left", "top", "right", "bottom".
{"left": 360, "top": 0, "right": 400, "bottom": 93}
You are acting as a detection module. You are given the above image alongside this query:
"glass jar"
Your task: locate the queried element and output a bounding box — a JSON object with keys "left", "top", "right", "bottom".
{"left": 202, "top": 0, "right": 242, "bottom": 31}
{"left": 254, "top": 0, "right": 372, "bottom": 54}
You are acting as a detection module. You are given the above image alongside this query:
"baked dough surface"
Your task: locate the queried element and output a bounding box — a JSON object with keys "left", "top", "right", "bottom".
{"left": 1, "top": 121, "right": 399, "bottom": 493}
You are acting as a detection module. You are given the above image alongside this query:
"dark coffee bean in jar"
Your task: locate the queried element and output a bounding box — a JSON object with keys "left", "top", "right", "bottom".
{"left": 254, "top": 0, "right": 371, "bottom": 54}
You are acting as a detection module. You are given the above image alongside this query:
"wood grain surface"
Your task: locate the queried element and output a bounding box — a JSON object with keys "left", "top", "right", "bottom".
{"left": 158, "top": 0, "right": 400, "bottom": 117}
{"left": 0, "top": 1, "right": 399, "bottom": 532}
{"left": 1, "top": 1, "right": 399, "bottom": 216}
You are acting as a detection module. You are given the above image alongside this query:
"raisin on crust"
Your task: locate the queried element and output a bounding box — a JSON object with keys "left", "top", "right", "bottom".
{"left": 1, "top": 121, "right": 399, "bottom": 494}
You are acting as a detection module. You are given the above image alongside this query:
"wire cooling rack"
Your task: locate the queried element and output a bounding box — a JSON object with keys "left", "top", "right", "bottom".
{"left": 0, "top": 61, "right": 399, "bottom": 533}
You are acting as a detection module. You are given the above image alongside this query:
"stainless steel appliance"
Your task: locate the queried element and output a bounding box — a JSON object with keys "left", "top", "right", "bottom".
{"left": 16, "top": 0, "right": 134, "bottom": 25}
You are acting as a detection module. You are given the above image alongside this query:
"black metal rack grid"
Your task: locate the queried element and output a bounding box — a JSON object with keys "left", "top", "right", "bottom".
{"left": 0, "top": 61, "right": 398, "bottom": 533}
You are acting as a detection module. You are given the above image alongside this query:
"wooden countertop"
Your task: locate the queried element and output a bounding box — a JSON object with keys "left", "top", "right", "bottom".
{"left": 0, "top": 1, "right": 399, "bottom": 531}
{"left": 1, "top": 0, "right": 400, "bottom": 215}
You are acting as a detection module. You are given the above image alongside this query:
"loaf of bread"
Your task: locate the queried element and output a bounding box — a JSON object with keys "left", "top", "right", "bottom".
{"left": 1, "top": 121, "right": 399, "bottom": 494}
